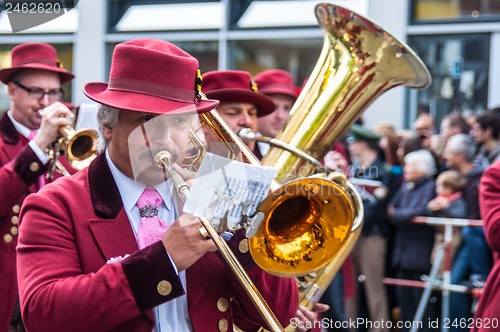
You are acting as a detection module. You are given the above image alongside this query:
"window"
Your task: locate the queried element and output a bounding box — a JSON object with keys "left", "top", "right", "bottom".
{"left": 113, "top": 2, "right": 224, "bottom": 32}
{"left": 106, "top": 41, "right": 218, "bottom": 78}
{"left": 411, "top": 0, "right": 500, "bottom": 23}
{"left": 230, "top": 38, "right": 322, "bottom": 87}
{"left": 407, "top": 34, "right": 489, "bottom": 127}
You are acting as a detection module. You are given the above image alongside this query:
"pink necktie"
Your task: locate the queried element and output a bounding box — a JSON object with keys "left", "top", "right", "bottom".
{"left": 28, "top": 131, "right": 46, "bottom": 188}
{"left": 28, "top": 130, "right": 36, "bottom": 140}
{"left": 136, "top": 188, "right": 169, "bottom": 248}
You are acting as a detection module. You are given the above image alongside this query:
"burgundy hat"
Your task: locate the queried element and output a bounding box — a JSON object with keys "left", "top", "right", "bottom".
{"left": 254, "top": 69, "right": 299, "bottom": 100}
{"left": 84, "top": 39, "right": 219, "bottom": 115}
{"left": 202, "top": 70, "right": 275, "bottom": 117}
{"left": 0, "top": 42, "right": 74, "bottom": 84}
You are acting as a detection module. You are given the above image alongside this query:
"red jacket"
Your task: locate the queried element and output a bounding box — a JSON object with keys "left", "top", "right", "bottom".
{"left": 0, "top": 113, "right": 72, "bottom": 332}
{"left": 17, "top": 153, "right": 298, "bottom": 331}
{"left": 472, "top": 160, "right": 500, "bottom": 332}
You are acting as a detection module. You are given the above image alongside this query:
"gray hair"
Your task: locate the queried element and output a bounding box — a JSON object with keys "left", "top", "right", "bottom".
{"left": 95, "top": 105, "right": 120, "bottom": 152}
{"left": 446, "top": 133, "right": 476, "bottom": 162}
{"left": 404, "top": 149, "right": 436, "bottom": 176}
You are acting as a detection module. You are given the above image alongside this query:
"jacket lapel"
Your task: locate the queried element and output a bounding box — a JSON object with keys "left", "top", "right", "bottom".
{"left": 0, "top": 112, "right": 21, "bottom": 146}
{"left": 87, "top": 209, "right": 138, "bottom": 262}
{"left": 0, "top": 113, "right": 29, "bottom": 160}
{"left": 87, "top": 154, "right": 155, "bottom": 323}
{"left": 87, "top": 153, "right": 138, "bottom": 258}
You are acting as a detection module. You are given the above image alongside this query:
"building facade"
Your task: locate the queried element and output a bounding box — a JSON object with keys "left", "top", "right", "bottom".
{"left": 0, "top": 0, "right": 499, "bottom": 129}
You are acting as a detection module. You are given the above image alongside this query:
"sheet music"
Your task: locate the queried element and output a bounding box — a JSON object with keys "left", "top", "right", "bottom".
{"left": 75, "top": 103, "right": 100, "bottom": 132}
{"left": 184, "top": 153, "right": 276, "bottom": 230}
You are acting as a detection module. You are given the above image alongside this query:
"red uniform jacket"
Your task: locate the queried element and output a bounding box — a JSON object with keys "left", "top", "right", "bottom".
{"left": 472, "top": 160, "right": 500, "bottom": 332}
{"left": 17, "top": 153, "right": 298, "bottom": 331}
{"left": 0, "top": 113, "right": 72, "bottom": 332}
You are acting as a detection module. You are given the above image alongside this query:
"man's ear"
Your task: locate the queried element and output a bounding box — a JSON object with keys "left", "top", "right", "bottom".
{"left": 7, "top": 82, "right": 16, "bottom": 98}
{"left": 103, "top": 126, "right": 113, "bottom": 141}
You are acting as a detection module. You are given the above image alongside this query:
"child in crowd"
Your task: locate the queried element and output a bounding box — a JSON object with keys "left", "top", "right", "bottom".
{"left": 427, "top": 170, "right": 467, "bottom": 267}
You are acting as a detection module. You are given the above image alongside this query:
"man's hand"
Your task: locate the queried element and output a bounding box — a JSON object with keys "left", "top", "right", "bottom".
{"left": 162, "top": 213, "right": 217, "bottom": 271}
{"left": 387, "top": 205, "right": 394, "bottom": 218}
{"left": 292, "top": 303, "right": 330, "bottom": 332}
{"left": 172, "top": 163, "right": 196, "bottom": 187}
{"left": 32, "top": 101, "right": 74, "bottom": 151}
{"left": 324, "top": 151, "right": 349, "bottom": 174}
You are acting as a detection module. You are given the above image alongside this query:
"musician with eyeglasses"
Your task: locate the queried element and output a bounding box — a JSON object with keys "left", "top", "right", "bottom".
{"left": 17, "top": 39, "right": 298, "bottom": 332}
{"left": 0, "top": 42, "right": 75, "bottom": 332}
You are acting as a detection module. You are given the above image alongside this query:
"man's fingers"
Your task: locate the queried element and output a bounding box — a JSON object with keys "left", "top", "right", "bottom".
{"left": 172, "top": 163, "right": 195, "bottom": 180}
{"left": 41, "top": 102, "right": 74, "bottom": 120}
{"left": 178, "top": 213, "right": 201, "bottom": 227}
{"left": 313, "top": 303, "right": 330, "bottom": 313}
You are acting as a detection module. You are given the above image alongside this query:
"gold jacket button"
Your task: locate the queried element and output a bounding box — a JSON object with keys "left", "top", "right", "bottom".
{"left": 156, "top": 280, "right": 172, "bottom": 296}
{"left": 218, "top": 318, "right": 228, "bottom": 332}
{"left": 11, "top": 216, "right": 19, "bottom": 225}
{"left": 217, "top": 297, "right": 229, "bottom": 312}
{"left": 12, "top": 204, "right": 20, "bottom": 214}
{"left": 238, "top": 239, "right": 249, "bottom": 254}
{"left": 10, "top": 226, "right": 18, "bottom": 236}
{"left": 30, "top": 162, "right": 40, "bottom": 172}
{"left": 4, "top": 234, "right": 13, "bottom": 243}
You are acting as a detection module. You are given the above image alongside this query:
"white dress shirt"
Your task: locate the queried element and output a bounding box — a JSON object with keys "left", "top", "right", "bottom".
{"left": 105, "top": 150, "right": 193, "bottom": 332}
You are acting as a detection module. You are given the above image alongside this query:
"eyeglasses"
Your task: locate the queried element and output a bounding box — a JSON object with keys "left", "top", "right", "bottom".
{"left": 13, "top": 81, "right": 63, "bottom": 101}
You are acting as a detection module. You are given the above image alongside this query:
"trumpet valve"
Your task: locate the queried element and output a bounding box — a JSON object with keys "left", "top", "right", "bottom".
{"left": 243, "top": 211, "right": 265, "bottom": 238}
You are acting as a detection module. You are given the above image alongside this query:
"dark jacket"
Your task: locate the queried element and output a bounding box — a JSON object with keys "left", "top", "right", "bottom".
{"left": 390, "top": 176, "right": 436, "bottom": 271}
{"left": 427, "top": 196, "right": 467, "bottom": 219}
{"left": 352, "top": 157, "right": 395, "bottom": 236}
{"left": 462, "top": 165, "right": 485, "bottom": 220}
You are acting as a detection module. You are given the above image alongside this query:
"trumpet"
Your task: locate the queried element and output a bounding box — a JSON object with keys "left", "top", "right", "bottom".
{"left": 37, "top": 107, "right": 99, "bottom": 178}
{"left": 45, "top": 125, "right": 99, "bottom": 179}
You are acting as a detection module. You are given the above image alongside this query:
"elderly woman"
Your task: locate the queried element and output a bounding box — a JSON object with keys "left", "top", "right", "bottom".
{"left": 388, "top": 150, "right": 437, "bottom": 332}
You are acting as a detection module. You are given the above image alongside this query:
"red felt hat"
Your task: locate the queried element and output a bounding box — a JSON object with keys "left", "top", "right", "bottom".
{"left": 202, "top": 70, "right": 275, "bottom": 117}
{"left": 254, "top": 69, "right": 299, "bottom": 100}
{"left": 0, "top": 42, "right": 74, "bottom": 84}
{"left": 84, "top": 39, "right": 219, "bottom": 115}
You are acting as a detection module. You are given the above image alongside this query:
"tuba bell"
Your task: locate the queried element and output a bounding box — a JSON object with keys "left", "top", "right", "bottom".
{"left": 172, "top": 2, "right": 431, "bottom": 324}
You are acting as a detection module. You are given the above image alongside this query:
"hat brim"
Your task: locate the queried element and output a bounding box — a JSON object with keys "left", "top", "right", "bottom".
{"left": 84, "top": 82, "right": 219, "bottom": 115}
{"left": 0, "top": 64, "right": 74, "bottom": 84}
{"left": 204, "top": 89, "right": 275, "bottom": 117}
{"left": 259, "top": 87, "right": 298, "bottom": 100}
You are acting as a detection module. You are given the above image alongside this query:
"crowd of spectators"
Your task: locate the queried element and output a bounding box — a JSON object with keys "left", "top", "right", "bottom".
{"left": 332, "top": 107, "right": 499, "bottom": 332}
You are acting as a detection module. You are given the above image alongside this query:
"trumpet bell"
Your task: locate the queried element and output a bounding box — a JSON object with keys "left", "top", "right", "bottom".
{"left": 67, "top": 129, "right": 97, "bottom": 161}
{"left": 61, "top": 126, "right": 99, "bottom": 170}
{"left": 249, "top": 178, "right": 354, "bottom": 277}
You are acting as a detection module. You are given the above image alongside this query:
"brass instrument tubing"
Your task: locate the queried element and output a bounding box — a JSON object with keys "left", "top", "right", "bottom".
{"left": 155, "top": 152, "right": 285, "bottom": 332}
{"left": 238, "top": 129, "right": 326, "bottom": 169}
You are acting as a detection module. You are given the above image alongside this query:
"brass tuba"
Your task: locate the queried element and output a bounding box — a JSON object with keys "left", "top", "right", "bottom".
{"left": 164, "top": 2, "right": 431, "bottom": 327}
{"left": 246, "top": 2, "right": 431, "bottom": 312}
